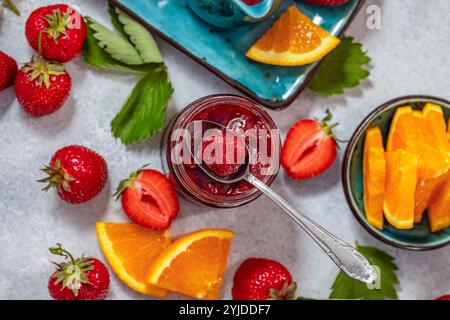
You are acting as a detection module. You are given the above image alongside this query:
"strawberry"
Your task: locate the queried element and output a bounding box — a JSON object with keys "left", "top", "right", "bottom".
{"left": 436, "top": 295, "right": 450, "bottom": 300}
{"left": 201, "top": 129, "right": 247, "bottom": 178}
{"left": 302, "top": 0, "right": 350, "bottom": 6}
{"left": 281, "top": 109, "right": 338, "bottom": 180}
{"left": 39, "top": 145, "right": 108, "bottom": 204}
{"left": 0, "top": 50, "right": 18, "bottom": 91}
{"left": 48, "top": 243, "right": 110, "bottom": 300}
{"left": 115, "top": 168, "right": 179, "bottom": 230}
{"left": 232, "top": 258, "right": 297, "bottom": 300}
{"left": 26, "top": 4, "right": 87, "bottom": 63}
{"left": 15, "top": 56, "right": 71, "bottom": 117}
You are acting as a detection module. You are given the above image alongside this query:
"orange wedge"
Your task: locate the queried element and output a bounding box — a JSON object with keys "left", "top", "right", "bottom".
{"left": 423, "top": 103, "right": 450, "bottom": 157}
{"left": 96, "top": 222, "right": 171, "bottom": 298}
{"left": 383, "top": 149, "right": 419, "bottom": 229}
{"left": 387, "top": 107, "right": 449, "bottom": 222}
{"left": 386, "top": 106, "right": 416, "bottom": 151}
{"left": 146, "top": 229, "right": 234, "bottom": 300}
{"left": 428, "top": 177, "right": 450, "bottom": 232}
{"left": 363, "top": 127, "right": 386, "bottom": 230}
{"left": 246, "top": 6, "right": 340, "bottom": 66}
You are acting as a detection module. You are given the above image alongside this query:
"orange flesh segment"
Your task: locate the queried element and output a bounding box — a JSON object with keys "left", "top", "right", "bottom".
{"left": 146, "top": 229, "right": 234, "bottom": 300}
{"left": 383, "top": 149, "right": 419, "bottom": 229}
{"left": 363, "top": 127, "right": 386, "bottom": 230}
{"left": 428, "top": 177, "right": 450, "bottom": 232}
{"left": 428, "top": 115, "right": 450, "bottom": 232}
{"left": 387, "top": 106, "right": 449, "bottom": 223}
{"left": 96, "top": 222, "right": 171, "bottom": 298}
{"left": 246, "top": 6, "right": 340, "bottom": 66}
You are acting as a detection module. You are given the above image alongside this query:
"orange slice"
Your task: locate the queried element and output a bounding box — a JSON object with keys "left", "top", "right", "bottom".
{"left": 386, "top": 106, "right": 416, "bottom": 151}
{"left": 383, "top": 149, "right": 419, "bottom": 229}
{"left": 146, "top": 229, "right": 234, "bottom": 300}
{"left": 96, "top": 222, "right": 171, "bottom": 298}
{"left": 428, "top": 177, "right": 450, "bottom": 233}
{"left": 423, "top": 103, "right": 450, "bottom": 157}
{"left": 246, "top": 6, "right": 340, "bottom": 66}
{"left": 387, "top": 107, "right": 449, "bottom": 222}
{"left": 363, "top": 127, "right": 386, "bottom": 230}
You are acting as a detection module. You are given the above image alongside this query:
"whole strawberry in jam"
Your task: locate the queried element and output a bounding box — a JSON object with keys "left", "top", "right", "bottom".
{"left": 15, "top": 56, "right": 71, "bottom": 117}
{"left": 201, "top": 129, "right": 248, "bottom": 178}
{"left": 26, "top": 4, "right": 87, "bottom": 63}
{"left": 0, "top": 50, "right": 18, "bottom": 91}
{"left": 232, "top": 258, "right": 297, "bottom": 300}
{"left": 39, "top": 145, "right": 108, "bottom": 204}
{"left": 48, "top": 243, "right": 110, "bottom": 300}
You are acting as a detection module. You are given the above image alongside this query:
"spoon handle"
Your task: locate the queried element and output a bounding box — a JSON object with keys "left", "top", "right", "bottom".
{"left": 247, "top": 175, "right": 377, "bottom": 284}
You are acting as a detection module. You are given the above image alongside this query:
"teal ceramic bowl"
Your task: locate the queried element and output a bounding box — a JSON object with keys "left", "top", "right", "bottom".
{"left": 187, "top": 0, "right": 282, "bottom": 28}
{"left": 343, "top": 96, "right": 450, "bottom": 250}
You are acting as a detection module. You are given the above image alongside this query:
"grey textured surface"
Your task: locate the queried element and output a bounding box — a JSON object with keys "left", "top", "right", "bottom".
{"left": 0, "top": 0, "right": 449, "bottom": 300}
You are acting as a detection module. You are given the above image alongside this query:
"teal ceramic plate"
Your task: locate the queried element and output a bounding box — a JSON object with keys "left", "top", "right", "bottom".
{"left": 343, "top": 96, "right": 450, "bottom": 250}
{"left": 111, "top": 0, "right": 364, "bottom": 109}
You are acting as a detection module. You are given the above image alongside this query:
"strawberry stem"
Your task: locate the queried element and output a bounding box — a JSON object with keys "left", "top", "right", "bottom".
{"left": 38, "top": 31, "right": 43, "bottom": 58}
{"left": 4, "top": 0, "right": 20, "bottom": 16}
{"left": 49, "top": 243, "right": 76, "bottom": 265}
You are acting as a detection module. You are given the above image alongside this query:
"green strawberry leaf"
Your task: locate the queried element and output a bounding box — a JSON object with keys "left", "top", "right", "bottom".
{"left": 85, "top": 17, "right": 145, "bottom": 66}
{"left": 83, "top": 18, "right": 154, "bottom": 73}
{"left": 308, "top": 37, "right": 371, "bottom": 96}
{"left": 111, "top": 6, "right": 163, "bottom": 64}
{"left": 111, "top": 65, "right": 174, "bottom": 145}
{"left": 329, "top": 243, "right": 399, "bottom": 300}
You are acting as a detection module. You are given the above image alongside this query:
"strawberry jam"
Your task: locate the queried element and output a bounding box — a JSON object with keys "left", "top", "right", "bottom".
{"left": 163, "top": 95, "right": 281, "bottom": 208}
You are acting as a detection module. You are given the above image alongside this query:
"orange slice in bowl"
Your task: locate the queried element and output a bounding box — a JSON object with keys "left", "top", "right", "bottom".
{"left": 386, "top": 106, "right": 416, "bottom": 151}
{"left": 423, "top": 103, "right": 450, "bottom": 157}
{"left": 363, "top": 127, "right": 386, "bottom": 230}
{"left": 429, "top": 176, "right": 450, "bottom": 233}
{"left": 246, "top": 6, "right": 340, "bottom": 66}
{"left": 146, "top": 229, "right": 234, "bottom": 300}
{"left": 383, "top": 149, "right": 419, "bottom": 229}
{"left": 96, "top": 222, "right": 171, "bottom": 298}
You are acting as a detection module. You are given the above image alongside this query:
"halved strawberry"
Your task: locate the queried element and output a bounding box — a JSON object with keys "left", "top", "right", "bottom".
{"left": 281, "top": 110, "right": 338, "bottom": 180}
{"left": 115, "top": 168, "right": 179, "bottom": 230}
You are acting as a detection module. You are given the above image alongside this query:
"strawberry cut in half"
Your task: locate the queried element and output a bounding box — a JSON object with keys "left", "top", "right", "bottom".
{"left": 281, "top": 109, "right": 339, "bottom": 180}
{"left": 115, "top": 168, "right": 179, "bottom": 230}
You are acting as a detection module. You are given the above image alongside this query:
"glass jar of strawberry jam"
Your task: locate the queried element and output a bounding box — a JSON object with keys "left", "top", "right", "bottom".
{"left": 162, "top": 95, "right": 281, "bottom": 208}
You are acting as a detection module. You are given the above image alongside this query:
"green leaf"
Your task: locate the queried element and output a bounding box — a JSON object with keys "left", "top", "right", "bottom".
{"left": 308, "top": 37, "right": 371, "bottom": 96}
{"left": 329, "top": 243, "right": 399, "bottom": 300}
{"left": 111, "top": 6, "right": 163, "bottom": 64}
{"left": 83, "top": 17, "right": 155, "bottom": 73}
{"left": 85, "top": 17, "right": 145, "bottom": 66}
{"left": 111, "top": 66, "right": 174, "bottom": 145}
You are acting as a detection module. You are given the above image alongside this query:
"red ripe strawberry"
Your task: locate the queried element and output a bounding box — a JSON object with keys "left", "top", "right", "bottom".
{"left": 281, "top": 109, "right": 338, "bottom": 180}
{"left": 115, "top": 168, "right": 179, "bottom": 230}
{"left": 0, "top": 50, "right": 18, "bottom": 91}
{"left": 436, "top": 295, "right": 450, "bottom": 300}
{"left": 232, "top": 258, "right": 297, "bottom": 300}
{"left": 39, "top": 145, "right": 108, "bottom": 204}
{"left": 302, "top": 0, "right": 350, "bottom": 6}
{"left": 26, "top": 4, "right": 87, "bottom": 63}
{"left": 15, "top": 57, "right": 71, "bottom": 117}
{"left": 48, "top": 243, "right": 110, "bottom": 300}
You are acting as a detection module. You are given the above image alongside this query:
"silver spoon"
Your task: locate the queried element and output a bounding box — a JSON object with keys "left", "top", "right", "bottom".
{"left": 185, "top": 120, "right": 377, "bottom": 284}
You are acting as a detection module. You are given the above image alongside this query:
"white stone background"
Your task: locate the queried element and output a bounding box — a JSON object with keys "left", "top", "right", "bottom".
{"left": 0, "top": 0, "right": 449, "bottom": 300}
